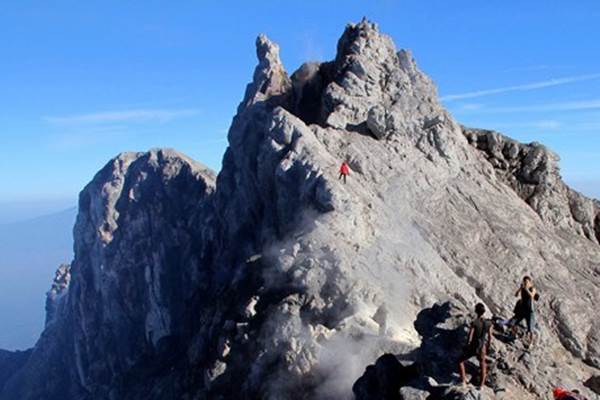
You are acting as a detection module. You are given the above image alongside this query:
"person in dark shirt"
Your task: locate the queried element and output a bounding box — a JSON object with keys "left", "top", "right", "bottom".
{"left": 459, "top": 303, "right": 493, "bottom": 390}
{"left": 509, "top": 276, "right": 537, "bottom": 346}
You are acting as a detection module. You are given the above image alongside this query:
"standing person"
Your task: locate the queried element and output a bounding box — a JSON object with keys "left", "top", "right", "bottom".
{"left": 339, "top": 161, "right": 350, "bottom": 184}
{"left": 458, "top": 303, "right": 493, "bottom": 390}
{"left": 509, "top": 276, "right": 537, "bottom": 346}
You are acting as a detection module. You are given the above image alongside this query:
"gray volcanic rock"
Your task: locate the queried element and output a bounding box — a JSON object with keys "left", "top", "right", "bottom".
{"left": 2, "top": 19, "right": 600, "bottom": 400}
{"left": 1, "top": 149, "right": 216, "bottom": 400}
{"left": 464, "top": 127, "right": 600, "bottom": 244}
{"left": 66, "top": 149, "right": 215, "bottom": 396}
{"left": 366, "top": 104, "right": 388, "bottom": 139}
{"left": 45, "top": 263, "right": 70, "bottom": 326}
{"left": 0, "top": 349, "right": 30, "bottom": 393}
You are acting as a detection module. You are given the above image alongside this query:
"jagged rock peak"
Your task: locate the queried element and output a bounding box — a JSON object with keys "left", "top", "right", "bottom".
{"left": 239, "top": 34, "right": 291, "bottom": 111}
{"left": 319, "top": 17, "right": 449, "bottom": 143}
{"left": 333, "top": 18, "right": 425, "bottom": 83}
{"left": 256, "top": 34, "right": 284, "bottom": 69}
{"left": 239, "top": 18, "right": 450, "bottom": 149}
{"left": 334, "top": 17, "right": 388, "bottom": 66}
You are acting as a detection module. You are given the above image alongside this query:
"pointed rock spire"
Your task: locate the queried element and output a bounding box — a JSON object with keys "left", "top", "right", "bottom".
{"left": 239, "top": 34, "right": 291, "bottom": 111}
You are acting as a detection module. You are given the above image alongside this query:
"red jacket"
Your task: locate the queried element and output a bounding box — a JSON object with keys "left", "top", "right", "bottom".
{"left": 339, "top": 162, "right": 350, "bottom": 175}
{"left": 553, "top": 388, "right": 588, "bottom": 400}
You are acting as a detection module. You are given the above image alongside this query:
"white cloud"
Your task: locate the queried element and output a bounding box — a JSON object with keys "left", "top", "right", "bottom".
{"left": 572, "top": 120, "right": 600, "bottom": 131}
{"left": 48, "top": 125, "right": 133, "bottom": 150}
{"left": 532, "top": 120, "right": 561, "bottom": 129}
{"left": 196, "top": 138, "right": 228, "bottom": 146}
{"left": 479, "top": 99, "right": 600, "bottom": 114}
{"left": 478, "top": 120, "right": 561, "bottom": 131}
{"left": 45, "top": 108, "right": 201, "bottom": 125}
{"left": 441, "top": 73, "right": 600, "bottom": 101}
{"left": 501, "top": 64, "right": 573, "bottom": 73}
{"left": 458, "top": 103, "right": 484, "bottom": 111}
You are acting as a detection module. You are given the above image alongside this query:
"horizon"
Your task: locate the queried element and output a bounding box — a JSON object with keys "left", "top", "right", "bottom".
{"left": 1, "top": 1, "right": 599, "bottom": 211}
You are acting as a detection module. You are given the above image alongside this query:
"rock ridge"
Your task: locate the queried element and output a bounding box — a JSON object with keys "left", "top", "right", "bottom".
{"left": 464, "top": 126, "right": 600, "bottom": 245}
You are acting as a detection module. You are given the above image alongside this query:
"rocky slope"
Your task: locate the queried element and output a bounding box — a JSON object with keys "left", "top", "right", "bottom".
{"left": 1, "top": 19, "right": 599, "bottom": 400}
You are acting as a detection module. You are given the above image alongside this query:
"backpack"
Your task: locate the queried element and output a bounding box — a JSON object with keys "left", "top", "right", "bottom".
{"left": 561, "top": 393, "right": 589, "bottom": 400}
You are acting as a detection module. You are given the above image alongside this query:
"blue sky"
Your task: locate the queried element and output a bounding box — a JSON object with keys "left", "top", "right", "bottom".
{"left": 1, "top": 1, "right": 599, "bottom": 210}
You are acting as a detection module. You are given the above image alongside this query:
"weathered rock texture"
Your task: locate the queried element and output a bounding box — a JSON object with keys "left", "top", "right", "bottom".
{"left": 45, "top": 263, "right": 71, "bottom": 326}
{"left": 464, "top": 127, "right": 600, "bottom": 245}
{"left": 1, "top": 19, "right": 600, "bottom": 400}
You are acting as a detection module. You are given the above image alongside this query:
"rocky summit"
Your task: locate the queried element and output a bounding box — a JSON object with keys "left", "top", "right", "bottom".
{"left": 1, "top": 19, "right": 599, "bottom": 400}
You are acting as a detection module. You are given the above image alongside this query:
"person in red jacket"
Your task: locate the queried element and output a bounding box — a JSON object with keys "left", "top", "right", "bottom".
{"left": 339, "top": 161, "right": 350, "bottom": 184}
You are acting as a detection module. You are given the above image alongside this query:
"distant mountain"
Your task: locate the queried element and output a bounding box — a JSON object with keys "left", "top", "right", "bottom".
{"left": 0, "top": 198, "right": 75, "bottom": 225}
{"left": 0, "top": 207, "right": 76, "bottom": 350}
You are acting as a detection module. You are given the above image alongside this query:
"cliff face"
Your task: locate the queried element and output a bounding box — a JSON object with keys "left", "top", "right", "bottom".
{"left": 2, "top": 19, "right": 600, "bottom": 400}
{"left": 1, "top": 149, "right": 216, "bottom": 400}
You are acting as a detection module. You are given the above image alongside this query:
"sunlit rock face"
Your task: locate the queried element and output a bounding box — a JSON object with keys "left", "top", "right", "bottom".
{"left": 1, "top": 19, "right": 599, "bottom": 400}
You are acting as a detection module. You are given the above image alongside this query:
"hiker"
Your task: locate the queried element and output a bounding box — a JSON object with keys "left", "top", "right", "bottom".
{"left": 459, "top": 303, "right": 493, "bottom": 390}
{"left": 508, "top": 276, "right": 538, "bottom": 346}
{"left": 339, "top": 161, "right": 350, "bottom": 184}
{"left": 553, "top": 387, "right": 589, "bottom": 400}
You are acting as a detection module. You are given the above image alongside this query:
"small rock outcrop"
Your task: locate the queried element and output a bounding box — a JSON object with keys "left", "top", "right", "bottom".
{"left": 353, "top": 353, "right": 419, "bottom": 400}
{"left": 1, "top": 19, "right": 599, "bottom": 400}
{"left": 45, "top": 263, "right": 70, "bottom": 326}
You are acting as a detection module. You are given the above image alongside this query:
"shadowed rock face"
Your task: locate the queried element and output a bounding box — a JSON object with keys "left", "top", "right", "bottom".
{"left": 0, "top": 349, "right": 31, "bottom": 393}
{"left": 1, "top": 19, "right": 600, "bottom": 400}
{"left": 1, "top": 149, "right": 217, "bottom": 400}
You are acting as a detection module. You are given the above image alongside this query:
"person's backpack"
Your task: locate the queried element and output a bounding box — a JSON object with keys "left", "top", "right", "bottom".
{"left": 560, "top": 393, "right": 589, "bottom": 400}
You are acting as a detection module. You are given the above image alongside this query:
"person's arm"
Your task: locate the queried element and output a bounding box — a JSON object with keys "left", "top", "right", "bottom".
{"left": 515, "top": 286, "right": 521, "bottom": 297}
{"left": 467, "top": 325, "right": 474, "bottom": 344}
{"left": 487, "top": 324, "right": 493, "bottom": 347}
{"left": 526, "top": 287, "right": 536, "bottom": 298}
